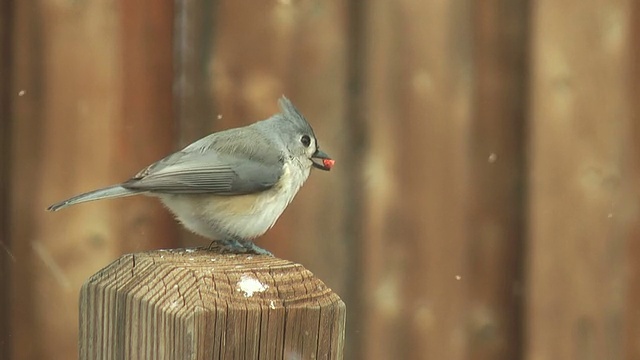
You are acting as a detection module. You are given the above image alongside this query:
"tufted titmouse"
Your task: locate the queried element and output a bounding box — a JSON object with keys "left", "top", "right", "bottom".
{"left": 47, "top": 96, "right": 334, "bottom": 255}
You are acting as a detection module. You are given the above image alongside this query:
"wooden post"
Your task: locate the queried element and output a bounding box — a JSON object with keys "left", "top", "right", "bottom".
{"left": 79, "top": 249, "right": 346, "bottom": 359}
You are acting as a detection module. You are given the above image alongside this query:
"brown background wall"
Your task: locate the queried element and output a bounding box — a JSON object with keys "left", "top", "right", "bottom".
{"left": 2, "top": 0, "right": 639, "bottom": 359}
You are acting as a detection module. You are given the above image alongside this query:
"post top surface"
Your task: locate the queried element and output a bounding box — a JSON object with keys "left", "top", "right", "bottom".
{"left": 84, "top": 248, "right": 343, "bottom": 310}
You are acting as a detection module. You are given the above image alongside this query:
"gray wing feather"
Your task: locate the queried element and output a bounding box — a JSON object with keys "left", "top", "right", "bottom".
{"left": 123, "top": 129, "right": 283, "bottom": 195}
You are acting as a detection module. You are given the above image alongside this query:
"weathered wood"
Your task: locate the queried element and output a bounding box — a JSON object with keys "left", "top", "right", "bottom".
{"left": 79, "top": 249, "right": 346, "bottom": 360}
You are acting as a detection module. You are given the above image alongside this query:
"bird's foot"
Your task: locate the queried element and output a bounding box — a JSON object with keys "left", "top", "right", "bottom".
{"left": 241, "top": 242, "right": 273, "bottom": 257}
{"left": 207, "top": 239, "right": 273, "bottom": 257}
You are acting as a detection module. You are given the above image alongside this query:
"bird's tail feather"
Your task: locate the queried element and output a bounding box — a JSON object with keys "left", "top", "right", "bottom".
{"left": 47, "top": 185, "right": 139, "bottom": 211}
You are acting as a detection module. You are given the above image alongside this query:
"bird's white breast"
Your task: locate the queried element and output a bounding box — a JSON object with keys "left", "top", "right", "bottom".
{"left": 157, "top": 160, "right": 311, "bottom": 241}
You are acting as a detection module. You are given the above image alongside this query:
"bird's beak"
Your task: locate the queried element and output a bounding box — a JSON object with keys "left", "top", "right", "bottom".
{"left": 311, "top": 149, "right": 335, "bottom": 171}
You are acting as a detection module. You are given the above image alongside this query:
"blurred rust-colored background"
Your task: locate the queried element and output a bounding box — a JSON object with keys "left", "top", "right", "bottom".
{"left": 2, "top": 0, "right": 640, "bottom": 359}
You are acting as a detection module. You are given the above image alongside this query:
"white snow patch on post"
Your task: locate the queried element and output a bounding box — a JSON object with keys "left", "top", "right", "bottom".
{"left": 237, "top": 274, "right": 269, "bottom": 297}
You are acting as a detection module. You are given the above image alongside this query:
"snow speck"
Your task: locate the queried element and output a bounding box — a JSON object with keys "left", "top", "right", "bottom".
{"left": 237, "top": 274, "right": 269, "bottom": 297}
{"left": 217, "top": 114, "right": 223, "bottom": 120}
{"left": 270, "top": 300, "right": 276, "bottom": 309}
{"left": 455, "top": 275, "right": 462, "bottom": 280}
{"left": 18, "top": 90, "right": 26, "bottom": 96}
{"left": 488, "top": 153, "right": 497, "bottom": 163}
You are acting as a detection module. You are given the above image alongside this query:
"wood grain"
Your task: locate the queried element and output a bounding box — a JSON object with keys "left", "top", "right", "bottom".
{"left": 79, "top": 249, "right": 345, "bottom": 360}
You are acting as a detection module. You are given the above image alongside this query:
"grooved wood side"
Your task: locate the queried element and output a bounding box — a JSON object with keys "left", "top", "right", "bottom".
{"left": 79, "top": 249, "right": 345, "bottom": 360}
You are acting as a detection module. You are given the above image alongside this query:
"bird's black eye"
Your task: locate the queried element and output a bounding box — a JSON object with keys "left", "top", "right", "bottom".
{"left": 300, "top": 135, "right": 311, "bottom": 147}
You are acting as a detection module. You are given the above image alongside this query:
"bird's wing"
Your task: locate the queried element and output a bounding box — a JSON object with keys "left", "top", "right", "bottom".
{"left": 122, "top": 147, "right": 284, "bottom": 195}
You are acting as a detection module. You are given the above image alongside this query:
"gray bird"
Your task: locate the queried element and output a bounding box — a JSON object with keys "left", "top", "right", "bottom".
{"left": 48, "top": 96, "right": 334, "bottom": 255}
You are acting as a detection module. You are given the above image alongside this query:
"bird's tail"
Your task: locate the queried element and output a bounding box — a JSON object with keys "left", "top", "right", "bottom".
{"left": 47, "top": 185, "right": 139, "bottom": 211}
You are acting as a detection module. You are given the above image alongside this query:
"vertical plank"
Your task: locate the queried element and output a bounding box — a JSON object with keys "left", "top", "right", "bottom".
{"left": 173, "top": 0, "right": 352, "bottom": 334}
{"left": 173, "top": 0, "right": 219, "bottom": 247}
{"left": 268, "top": 3, "right": 352, "bottom": 338}
{"left": 13, "top": 1, "right": 123, "bottom": 357}
{"left": 272, "top": 0, "right": 350, "bottom": 278}
{"left": 343, "top": 0, "right": 368, "bottom": 358}
{"left": 10, "top": 1, "right": 177, "bottom": 359}
{"left": 0, "top": 1, "right": 13, "bottom": 359}
{"left": 527, "top": 0, "right": 633, "bottom": 358}
{"left": 625, "top": 2, "right": 640, "bottom": 358}
{"left": 361, "top": 0, "right": 474, "bottom": 359}
{"left": 116, "top": 0, "right": 179, "bottom": 253}
{"left": 11, "top": 1, "right": 45, "bottom": 358}
{"left": 468, "top": 0, "right": 529, "bottom": 358}
{"left": 174, "top": 0, "right": 217, "bottom": 149}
